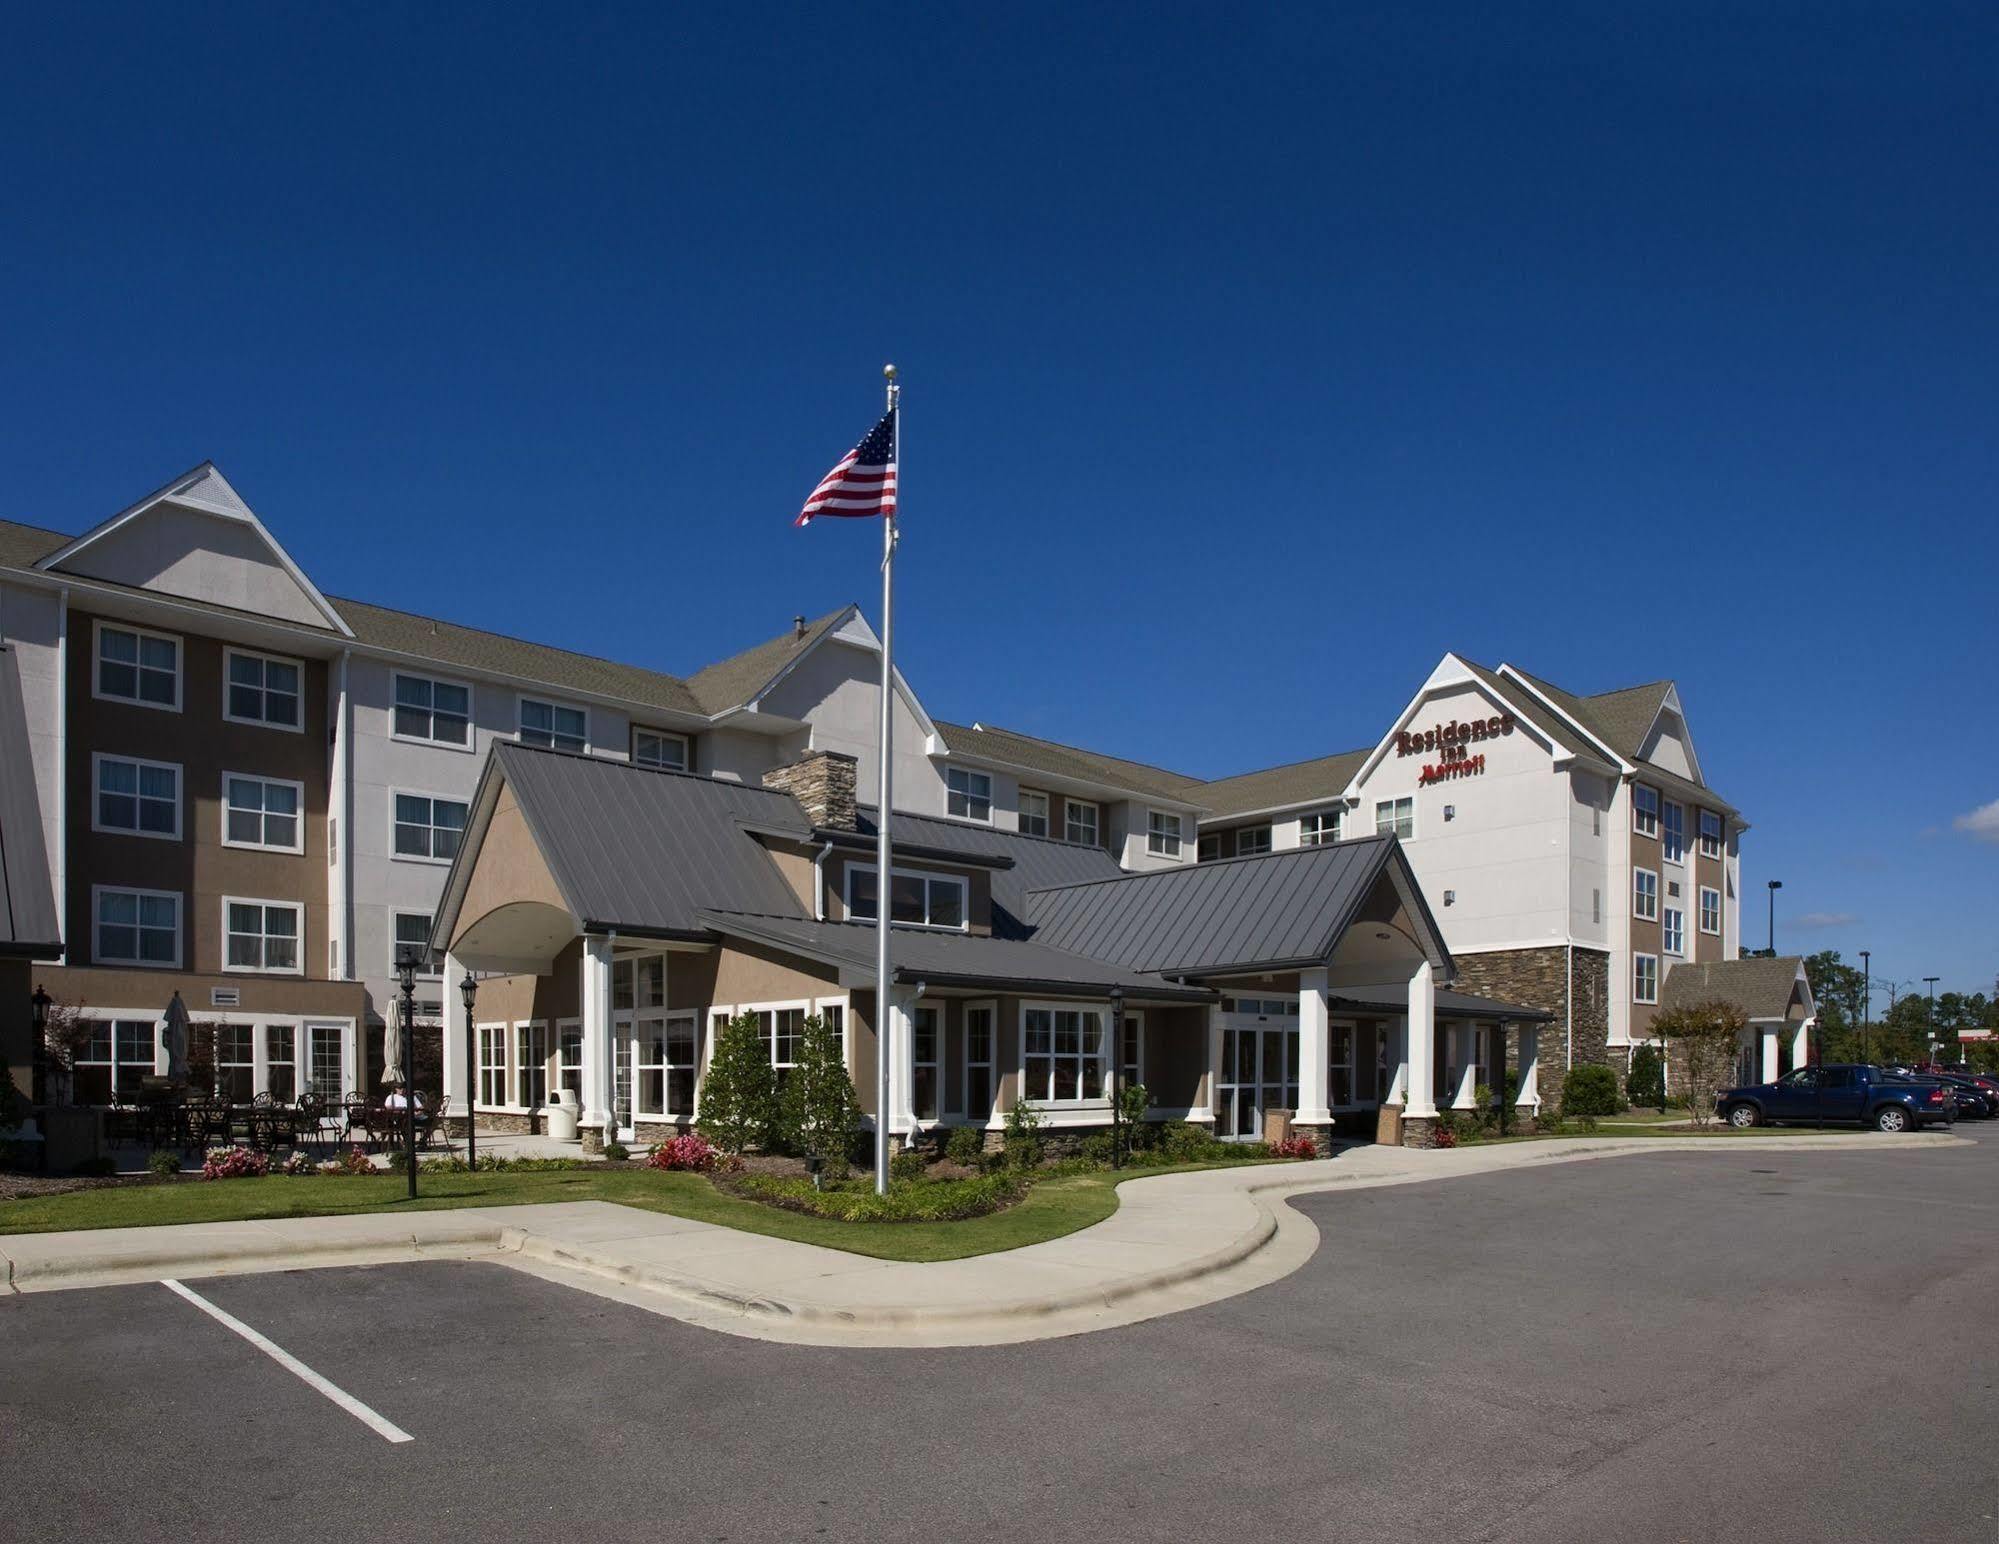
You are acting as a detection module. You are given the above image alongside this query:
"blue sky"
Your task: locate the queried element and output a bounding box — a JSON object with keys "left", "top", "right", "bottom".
{"left": 3, "top": 4, "right": 1994, "bottom": 993}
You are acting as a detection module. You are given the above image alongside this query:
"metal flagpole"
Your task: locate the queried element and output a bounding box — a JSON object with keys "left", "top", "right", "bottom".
{"left": 874, "top": 363, "right": 900, "bottom": 1196}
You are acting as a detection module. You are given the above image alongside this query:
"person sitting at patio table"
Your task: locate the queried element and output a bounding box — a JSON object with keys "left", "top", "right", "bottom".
{"left": 384, "top": 1087, "right": 426, "bottom": 1111}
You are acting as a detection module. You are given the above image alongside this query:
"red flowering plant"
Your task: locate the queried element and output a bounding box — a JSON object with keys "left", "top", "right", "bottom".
{"left": 201, "top": 1145, "right": 272, "bottom": 1181}
{"left": 1269, "top": 1134, "right": 1319, "bottom": 1160}
{"left": 646, "top": 1132, "right": 722, "bottom": 1172}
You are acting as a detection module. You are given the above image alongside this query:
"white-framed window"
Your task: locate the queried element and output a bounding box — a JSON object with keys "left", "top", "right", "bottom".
{"left": 93, "top": 754, "right": 181, "bottom": 840}
{"left": 516, "top": 1022, "right": 549, "bottom": 1109}
{"left": 1119, "top": 1009, "right": 1145, "bottom": 1090}
{"left": 557, "top": 1020, "right": 584, "bottom": 1098}
{"left": 1661, "top": 801, "right": 1685, "bottom": 864}
{"left": 637, "top": 1012, "right": 698, "bottom": 1118}
{"left": 1699, "top": 809, "right": 1723, "bottom": 859}
{"left": 962, "top": 1000, "right": 996, "bottom": 1121}
{"left": 214, "top": 1023, "right": 255, "bottom": 1102}
{"left": 1632, "top": 783, "right": 1659, "bottom": 838}
{"left": 307, "top": 1023, "right": 345, "bottom": 1102}
{"left": 1633, "top": 866, "right": 1659, "bottom": 921}
{"left": 1662, "top": 906, "right": 1685, "bottom": 956}
{"left": 632, "top": 728, "right": 689, "bottom": 770}
{"left": 223, "top": 647, "right": 303, "bottom": 731}
{"left": 1147, "top": 809, "right": 1184, "bottom": 857}
{"left": 946, "top": 767, "right": 992, "bottom": 822}
{"left": 223, "top": 772, "right": 303, "bottom": 852}
{"left": 94, "top": 886, "right": 180, "bottom": 968}
{"left": 392, "top": 911, "right": 440, "bottom": 975}
{"left": 1022, "top": 1004, "right": 1107, "bottom": 1104}
{"left": 1699, "top": 886, "right": 1722, "bottom": 936}
{"left": 1065, "top": 799, "right": 1100, "bottom": 846}
{"left": 393, "top": 672, "right": 472, "bottom": 748}
{"left": 1329, "top": 1022, "right": 1356, "bottom": 1107}
{"left": 265, "top": 1023, "right": 298, "bottom": 1103}
{"left": 94, "top": 620, "right": 181, "bottom": 711}
{"left": 1634, "top": 953, "right": 1660, "bottom": 1005}
{"left": 1235, "top": 824, "right": 1272, "bottom": 857}
{"left": 72, "top": 1019, "right": 158, "bottom": 1104}
{"left": 519, "top": 697, "right": 587, "bottom": 752}
{"left": 1018, "top": 790, "right": 1050, "bottom": 838}
{"left": 913, "top": 1005, "right": 940, "bottom": 1121}
{"left": 224, "top": 898, "right": 303, "bottom": 975}
{"left": 1197, "top": 832, "right": 1221, "bottom": 862}
{"left": 1299, "top": 809, "right": 1343, "bottom": 846}
{"left": 1375, "top": 797, "right": 1414, "bottom": 839}
{"left": 392, "top": 791, "right": 468, "bottom": 863}
{"left": 478, "top": 1024, "right": 508, "bottom": 1106}
{"left": 845, "top": 864, "right": 968, "bottom": 930}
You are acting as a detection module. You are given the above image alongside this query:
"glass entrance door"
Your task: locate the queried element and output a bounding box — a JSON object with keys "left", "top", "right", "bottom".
{"left": 612, "top": 1011, "right": 635, "bottom": 1138}
{"left": 1216, "top": 1011, "right": 1301, "bottom": 1141}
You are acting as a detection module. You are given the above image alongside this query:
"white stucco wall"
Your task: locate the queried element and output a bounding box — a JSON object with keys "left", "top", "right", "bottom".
{"left": 1567, "top": 769, "right": 1611, "bottom": 948}
{"left": 54, "top": 506, "right": 331, "bottom": 629}
{"left": 760, "top": 639, "right": 946, "bottom": 816}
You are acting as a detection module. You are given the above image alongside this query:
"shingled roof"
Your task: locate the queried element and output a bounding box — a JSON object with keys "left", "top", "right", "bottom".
{"left": 1192, "top": 749, "right": 1369, "bottom": 820}
{"left": 933, "top": 720, "right": 1206, "bottom": 803}
{"left": 1658, "top": 956, "right": 1812, "bottom": 1022}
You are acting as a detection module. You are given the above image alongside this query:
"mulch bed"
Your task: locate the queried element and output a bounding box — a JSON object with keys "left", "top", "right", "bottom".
{"left": 0, "top": 1172, "right": 160, "bottom": 1203}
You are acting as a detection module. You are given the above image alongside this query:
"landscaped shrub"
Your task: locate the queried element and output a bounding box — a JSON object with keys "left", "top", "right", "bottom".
{"left": 943, "top": 1124, "right": 987, "bottom": 1168}
{"left": 318, "top": 1145, "right": 376, "bottom": 1175}
{"left": 730, "top": 1171, "right": 1027, "bottom": 1224}
{"left": 1079, "top": 1130, "right": 1117, "bottom": 1167}
{"left": 1627, "top": 1045, "right": 1666, "bottom": 1110}
{"left": 889, "top": 1147, "right": 926, "bottom": 1182}
{"left": 146, "top": 1148, "right": 181, "bottom": 1178}
{"left": 1003, "top": 1097, "right": 1043, "bottom": 1169}
{"left": 1269, "top": 1134, "right": 1318, "bottom": 1159}
{"left": 698, "top": 1010, "right": 779, "bottom": 1154}
{"left": 777, "top": 1013, "right": 860, "bottom": 1172}
{"left": 601, "top": 1142, "right": 631, "bottom": 1162}
{"left": 646, "top": 1132, "right": 721, "bottom": 1171}
{"left": 1561, "top": 1064, "right": 1625, "bottom": 1129}
{"left": 201, "top": 1146, "right": 271, "bottom": 1181}
{"left": 1432, "top": 1121, "right": 1460, "bottom": 1149}
{"left": 279, "top": 1150, "right": 316, "bottom": 1176}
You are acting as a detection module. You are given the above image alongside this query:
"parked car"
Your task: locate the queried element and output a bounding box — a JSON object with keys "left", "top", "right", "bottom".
{"left": 1716, "top": 1064, "right": 1955, "bottom": 1132}
{"left": 1934, "top": 1075, "right": 1995, "bottom": 1119}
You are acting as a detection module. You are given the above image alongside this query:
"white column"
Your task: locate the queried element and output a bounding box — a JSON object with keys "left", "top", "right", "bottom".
{"left": 1206, "top": 1003, "right": 1225, "bottom": 1121}
{"left": 442, "top": 953, "right": 469, "bottom": 1117}
{"left": 1760, "top": 1026, "right": 1780, "bottom": 1083}
{"left": 580, "top": 934, "right": 614, "bottom": 1134}
{"left": 1385, "top": 1016, "right": 1410, "bottom": 1107}
{"left": 1451, "top": 1023, "right": 1478, "bottom": 1109}
{"left": 1296, "top": 968, "right": 1332, "bottom": 1124}
{"left": 1791, "top": 1017, "right": 1812, "bottom": 1072}
{"left": 1405, "top": 962, "right": 1438, "bottom": 1118}
{"left": 1517, "top": 1024, "right": 1541, "bottom": 1112}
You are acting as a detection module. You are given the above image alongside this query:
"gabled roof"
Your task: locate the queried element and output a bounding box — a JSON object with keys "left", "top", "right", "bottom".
{"left": 0, "top": 646, "right": 62, "bottom": 958}
{"left": 438, "top": 742, "right": 811, "bottom": 942}
{"left": 1192, "top": 748, "right": 1369, "bottom": 821}
{"left": 1457, "top": 658, "right": 1601, "bottom": 762}
{"left": 684, "top": 606, "right": 856, "bottom": 715}
{"left": 695, "top": 910, "right": 1213, "bottom": 1001}
{"left": 1505, "top": 667, "right": 1670, "bottom": 767}
{"left": 1659, "top": 956, "right": 1812, "bottom": 1023}
{"left": 854, "top": 805, "right": 1126, "bottom": 938}
{"left": 1024, "top": 836, "right": 1449, "bottom": 979}
{"left": 933, "top": 720, "right": 1206, "bottom": 805}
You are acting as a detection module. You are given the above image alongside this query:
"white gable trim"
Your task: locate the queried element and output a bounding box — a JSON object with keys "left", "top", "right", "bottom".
{"left": 1494, "top": 664, "right": 1633, "bottom": 774}
{"left": 1635, "top": 684, "right": 1706, "bottom": 787}
{"left": 34, "top": 462, "right": 354, "bottom": 639}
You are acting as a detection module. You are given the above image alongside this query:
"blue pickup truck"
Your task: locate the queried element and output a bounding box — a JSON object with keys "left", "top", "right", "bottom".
{"left": 1716, "top": 1064, "right": 1954, "bottom": 1132}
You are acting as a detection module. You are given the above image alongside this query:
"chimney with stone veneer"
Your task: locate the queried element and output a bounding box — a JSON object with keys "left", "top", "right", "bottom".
{"left": 762, "top": 750, "right": 859, "bottom": 831}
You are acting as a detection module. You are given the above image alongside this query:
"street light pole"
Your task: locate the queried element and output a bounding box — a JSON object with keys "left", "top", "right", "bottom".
{"left": 1766, "top": 880, "right": 1782, "bottom": 956}
{"left": 1859, "top": 950, "right": 1871, "bottom": 1066}
{"left": 30, "top": 984, "right": 51, "bottom": 1108}
{"left": 459, "top": 971, "right": 479, "bottom": 1169}
{"left": 396, "top": 955, "right": 418, "bottom": 1201}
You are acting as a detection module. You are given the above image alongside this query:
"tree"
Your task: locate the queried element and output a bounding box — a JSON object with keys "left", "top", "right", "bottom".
{"left": 1653, "top": 998, "right": 1747, "bottom": 1129}
{"left": 777, "top": 1013, "right": 860, "bottom": 1173}
{"left": 1627, "top": 1044, "right": 1666, "bottom": 1110}
{"left": 696, "top": 1011, "right": 778, "bottom": 1154}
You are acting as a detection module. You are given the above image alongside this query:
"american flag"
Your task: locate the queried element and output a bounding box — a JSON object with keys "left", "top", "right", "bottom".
{"left": 795, "top": 408, "right": 897, "bottom": 526}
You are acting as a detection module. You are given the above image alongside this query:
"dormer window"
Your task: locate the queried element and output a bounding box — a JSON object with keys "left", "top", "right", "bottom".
{"left": 946, "top": 767, "right": 992, "bottom": 823}
{"left": 1018, "top": 789, "right": 1050, "bottom": 837}
{"left": 846, "top": 864, "right": 968, "bottom": 930}
{"left": 1065, "top": 799, "right": 1100, "bottom": 846}
{"left": 633, "top": 729, "right": 689, "bottom": 770}
{"left": 1147, "top": 810, "right": 1184, "bottom": 858}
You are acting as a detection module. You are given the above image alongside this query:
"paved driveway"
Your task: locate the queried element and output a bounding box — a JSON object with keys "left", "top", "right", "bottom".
{"left": 5, "top": 1126, "right": 1994, "bottom": 1543}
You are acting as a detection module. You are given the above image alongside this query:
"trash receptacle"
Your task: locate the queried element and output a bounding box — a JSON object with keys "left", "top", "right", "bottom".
{"left": 546, "top": 1088, "right": 580, "bottom": 1143}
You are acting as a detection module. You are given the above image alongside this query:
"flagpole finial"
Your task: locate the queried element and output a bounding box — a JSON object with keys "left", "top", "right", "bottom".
{"left": 883, "top": 362, "right": 897, "bottom": 381}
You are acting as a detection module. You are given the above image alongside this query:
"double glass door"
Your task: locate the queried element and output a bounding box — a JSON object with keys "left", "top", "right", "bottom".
{"left": 1217, "top": 1022, "right": 1300, "bottom": 1141}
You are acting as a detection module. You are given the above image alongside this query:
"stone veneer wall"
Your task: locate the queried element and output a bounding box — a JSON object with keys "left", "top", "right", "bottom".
{"left": 1569, "top": 947, "right": 1611, "bottom": 1072}
{"left": 761, "top": 750, "right": 859, "bottom": 831}
{"left": 1455, "top": 947, "right": 1569, "bottom": 1093}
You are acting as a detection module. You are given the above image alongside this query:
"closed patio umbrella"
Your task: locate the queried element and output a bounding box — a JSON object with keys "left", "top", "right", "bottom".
{"left": 382, "top": 1001, "right": 408, "bottom": 1089}
{"left": 161, "top": 991, "right": 191, "bottom": 1082}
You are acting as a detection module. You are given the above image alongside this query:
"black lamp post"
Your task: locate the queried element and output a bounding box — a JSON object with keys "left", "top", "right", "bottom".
{"left": 30, "top": 983, "right": 51, "bottom": 1108}
{"left": 1108, "top": 986, "right": 1126, "bottom": 1170}
{"left": 1766, "top": 880, "right": 1782, "bottom": 956}
{"left": 459, "top": 970, "right": 478, "bottom": 1169}
{"left": 396, "top": 952, "right": 419, "bottom": 1200}
{"left": 1859, "top": 950, "right": 1871, "bottom": 1066}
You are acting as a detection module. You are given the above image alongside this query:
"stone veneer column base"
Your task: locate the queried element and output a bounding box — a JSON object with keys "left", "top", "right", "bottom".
{"left": 579, "top": 1126, "right": 606, "bottom": 1156}
{"left": 1293, "top": 1123, "right": 1336, "bottom": 1157}
{"left": 1400, "top": 1115, "right": 1440, "bottom": 1149}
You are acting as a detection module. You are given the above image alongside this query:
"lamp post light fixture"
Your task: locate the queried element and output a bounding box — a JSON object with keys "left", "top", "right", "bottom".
{"left": 30, "top": 983, "right": 51, "bottom": 1108}
{"left": 458, "top": 969, "right": 478, "bottom": 1170}
{"left": 1766, "top": 880, "right": 1782, "bottom": 956}
{"left": 396, "top": 951, "right": 419, "bottom": 1201}
{"left": 1109, "top": 985, "right": 1126, "bottom": 1170}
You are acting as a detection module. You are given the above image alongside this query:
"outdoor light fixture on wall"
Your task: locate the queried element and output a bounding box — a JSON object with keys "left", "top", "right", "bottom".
{"left": 1443, "top": 805, "right": 1456, "bottom": 821}
{"left": 1443, "top": 890, "right": 1457, "bottom": 907}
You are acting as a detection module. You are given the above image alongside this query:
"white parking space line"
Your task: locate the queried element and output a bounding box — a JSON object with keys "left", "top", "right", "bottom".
{"left": 160, "top": 1279, "right": 413, "bottom": 1444}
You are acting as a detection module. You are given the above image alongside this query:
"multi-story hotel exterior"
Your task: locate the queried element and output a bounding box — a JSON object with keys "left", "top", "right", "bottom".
{"left": 0, "top": 462, "right": 1798, "bottom": 1147}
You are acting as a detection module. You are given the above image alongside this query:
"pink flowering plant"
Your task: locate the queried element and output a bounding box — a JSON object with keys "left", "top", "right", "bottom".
{"left": 279, "top": 1149, "right": 316, "bottom": 1176}
{"left": 200, "top": 1145, "right": 272, "bottom": 1181}
{"left": 316, "top": 1146, "right": 377, "bottom": 1176}
{"left": 645, "top": 1132, "right": 722, "bottom": 1171}
{"left": 1269, "top": 1134, "right": 1319, "bottom": 1160}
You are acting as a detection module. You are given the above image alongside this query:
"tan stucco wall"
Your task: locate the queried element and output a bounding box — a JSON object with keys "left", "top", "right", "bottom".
{"left": 39, "top": 962, "right": 367, "bottom": 1021}
{"left": 453, "top": 788, "right": 570, "bottom": 947}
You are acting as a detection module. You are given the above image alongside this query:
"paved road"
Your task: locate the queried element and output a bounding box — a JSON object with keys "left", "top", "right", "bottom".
{"left": 6, "top": 1127, "right": 1996, "bottom": 1543}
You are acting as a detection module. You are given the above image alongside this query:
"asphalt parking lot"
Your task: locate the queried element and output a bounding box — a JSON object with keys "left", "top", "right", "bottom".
{"left": 6, "top": 1126, "right": 1996, "bottom": 1544}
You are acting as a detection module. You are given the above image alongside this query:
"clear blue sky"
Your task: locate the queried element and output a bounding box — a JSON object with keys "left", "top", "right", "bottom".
{"left": 3, "top": 5, "right": 1994, "bottom": 994}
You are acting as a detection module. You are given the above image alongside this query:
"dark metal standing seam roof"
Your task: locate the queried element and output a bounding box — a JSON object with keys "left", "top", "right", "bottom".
{"left": 1024, "top": 838, "right": 1406, "bottom": 976}
{"left": 855, "top": 806, "right": 1126, "bottom": 938}
{"left": 492, "top": 742, "right": 810, "bottom": 937}
{"left": 0, "top": 647, "right": 62, "bottom": 957}
{"left": 1326, "top": 984, "right": 1552, "bottom": 1022}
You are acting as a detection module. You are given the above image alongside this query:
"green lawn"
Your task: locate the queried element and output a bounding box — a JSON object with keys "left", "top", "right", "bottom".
{"left": 0, "top": 1160, "right": 1278, "bottom": 1261}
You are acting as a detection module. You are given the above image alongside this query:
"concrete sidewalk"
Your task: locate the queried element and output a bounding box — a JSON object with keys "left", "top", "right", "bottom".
{"left": 0, "top": 1130, "right": 1956, "bottom": 1346}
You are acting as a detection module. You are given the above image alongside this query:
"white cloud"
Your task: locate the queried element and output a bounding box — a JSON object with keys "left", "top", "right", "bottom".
{"left": 1792, "top": 911, "right": 1858, "bottom": 929}
{"left": 1954, "top": 800, "right": 1999, "bottom": 843}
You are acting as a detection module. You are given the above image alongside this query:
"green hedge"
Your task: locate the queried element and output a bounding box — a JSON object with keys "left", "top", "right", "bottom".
{"left": 727, "top": 1171, "right": 1027, "bottom": 1223}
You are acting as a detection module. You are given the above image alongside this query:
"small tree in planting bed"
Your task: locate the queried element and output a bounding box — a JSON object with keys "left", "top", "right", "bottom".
{"left": 1652, "top": 998, "right": 1747, "bottom": 1130}
{"left": 697, "top": 1011, "right": 778, "bottom": 1154}
{"left": 778, "top": 1013, "right": 861, "bottom": 1176}
{"left": 1627, "top": 1043, "right": 1666, "bottom": 1110}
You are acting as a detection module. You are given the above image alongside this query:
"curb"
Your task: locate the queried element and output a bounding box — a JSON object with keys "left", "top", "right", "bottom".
{"left": 2, "top": 1226, "right": 513, "bottom": 1293}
